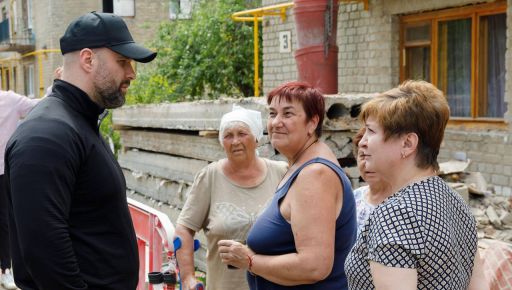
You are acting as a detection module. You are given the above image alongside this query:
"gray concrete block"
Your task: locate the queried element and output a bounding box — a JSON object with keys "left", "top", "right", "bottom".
{"left": 124, "top": 168, "right": 190, "bottom": 207}
{"left": 119, "top": 149, "right": 208, "bottom": 182}
{"left": 119, "top": 130, "right": 225, "bottom": 162}
{"left": 113, "top": 98, "right": 268, "bottom": 131}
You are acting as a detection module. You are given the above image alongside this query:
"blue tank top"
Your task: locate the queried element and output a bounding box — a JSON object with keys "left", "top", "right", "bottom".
{"left": 246, "top": 157, "right": 357, "bottom": 290}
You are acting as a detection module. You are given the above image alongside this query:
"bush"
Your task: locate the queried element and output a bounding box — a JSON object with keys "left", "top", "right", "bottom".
{"left": 100, "top": 113, "right": 121, "bottom": 157}
{"left": 127, "top": 0, "right": 262, "bottom": 104}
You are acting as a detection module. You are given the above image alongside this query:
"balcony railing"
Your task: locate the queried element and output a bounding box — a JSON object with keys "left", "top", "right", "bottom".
{"left": 0, "top": 17, "right": 35, "bottom": 53}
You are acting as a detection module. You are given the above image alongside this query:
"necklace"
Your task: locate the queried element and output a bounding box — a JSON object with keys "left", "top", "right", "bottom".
{"left": 277, "top": 138, "right": 319, "bottom": 187}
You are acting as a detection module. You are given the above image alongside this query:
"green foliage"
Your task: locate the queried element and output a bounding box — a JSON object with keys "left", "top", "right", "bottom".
{"left": 99, "top": 112, "right": 121, "bottom": 157}
{"left": 127, "top": 0, "right": 262, "bottom": 104}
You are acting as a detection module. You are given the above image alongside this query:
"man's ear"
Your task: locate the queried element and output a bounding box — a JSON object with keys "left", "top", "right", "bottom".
{"left": 79, "top": 48, "right": 94, "bottom": 73}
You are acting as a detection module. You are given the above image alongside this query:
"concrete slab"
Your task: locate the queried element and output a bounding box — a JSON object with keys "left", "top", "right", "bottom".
{"left": 123, "top": 168, "right": 191, "bottom": 207}
{"left": 113, "top": 95, "right": 369, "bottom": 132}
{"left": 119, "top": 130, "right": 225, "bottom": 162}
{"left": 119, "top": 149, "right": 208, "bottom": 182}
{"left": 113, "top": 97, "right": 268, "bottom": 131}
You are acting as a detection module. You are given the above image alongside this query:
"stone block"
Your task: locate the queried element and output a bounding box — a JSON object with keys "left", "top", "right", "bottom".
{"left": 491, "top": 174, "right": 509, "bottom": 186}
{"left": 119, "top": 149, "right": 208, "bottom": 182}
{"left": 124, "top": 168, "right": 190, "bottom": 208}
{"left": 119, "top": 130, "right": 225, "bottom": 162}
{"left": 448, "top": 183, "right": 469, "bottom": 203}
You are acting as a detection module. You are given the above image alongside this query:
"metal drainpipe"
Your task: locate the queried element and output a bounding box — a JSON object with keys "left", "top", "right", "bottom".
{"left": 293, "top": 0, "right": 339, "bottom": 94}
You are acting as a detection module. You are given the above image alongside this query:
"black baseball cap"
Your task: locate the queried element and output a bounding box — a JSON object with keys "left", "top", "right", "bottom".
{"left": 60, "top": 12, "right": 157, "bottom": 63}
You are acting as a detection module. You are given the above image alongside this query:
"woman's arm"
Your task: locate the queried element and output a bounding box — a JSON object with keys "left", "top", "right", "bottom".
{"left": 219, "top": 164, "right": 341, "bottom": 285}
{"left": 369, "top": 261, "right": 417, "bottom": 290}
{"left": 175, "top": 225, "right": 200, "bottom": 290}
{"left": 468, "top": 249, "right": 489, "bottom": 290}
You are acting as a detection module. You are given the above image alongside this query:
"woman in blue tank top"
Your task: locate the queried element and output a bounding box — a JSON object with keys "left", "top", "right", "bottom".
{"left": 218, "top": 81, "right": 357, "bottom": 290}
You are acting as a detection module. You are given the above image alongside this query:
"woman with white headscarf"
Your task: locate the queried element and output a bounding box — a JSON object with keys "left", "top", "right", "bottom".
{"left": 175, "top": 105, "right": 288, "bottom": 290}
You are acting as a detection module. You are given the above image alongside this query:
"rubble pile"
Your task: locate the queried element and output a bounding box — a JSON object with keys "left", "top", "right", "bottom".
{"left": 470, "top": 195, "right": 512, "bottom": 242}
{"left": 439, "top": 160, "right": 512, "bottom": 243}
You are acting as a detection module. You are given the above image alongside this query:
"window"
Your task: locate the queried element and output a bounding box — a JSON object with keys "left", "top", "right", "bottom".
{"left": 400, "top": 1, "right": 507, "bottom": 120}
{"left": 2, "top": 68, "right": 10, "bottom": 90}
{"left": 24, "top": 64, "right": 34, "bottom": 98}
{"left": 114, "top": 0, "right": 135, "bottom": 17}
{"left": 2, "top": 7, "right": 7, "bottom": 21}
{"left": 13, "top": 66, "right": 17, "bottom": 91}
{"left": 27, "top": 0, "right": 32, "bottom": 28}
{"left": 103, "top": 0, "right": 114, "bottom": 13}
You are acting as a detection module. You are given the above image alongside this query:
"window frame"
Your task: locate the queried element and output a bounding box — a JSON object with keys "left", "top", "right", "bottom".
{"left": 400, "top": 1, "right": 507, "bottom": 124}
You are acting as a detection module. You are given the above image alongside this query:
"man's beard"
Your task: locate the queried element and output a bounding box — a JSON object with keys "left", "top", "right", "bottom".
{"left": 93, "top": 75, "right": 129, "bottom": 109}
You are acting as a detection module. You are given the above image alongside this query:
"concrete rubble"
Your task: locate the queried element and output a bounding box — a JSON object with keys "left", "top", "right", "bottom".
{"left": 439, "top": 160, "right": 512, "bottom": 243}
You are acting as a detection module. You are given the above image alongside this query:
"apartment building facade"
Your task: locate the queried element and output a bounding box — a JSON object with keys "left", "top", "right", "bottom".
{"left": 0, "top": 0, "right": 195, "bottom": 98}
{"left": 260, "top": 0, "right": 512, "bottom": 195}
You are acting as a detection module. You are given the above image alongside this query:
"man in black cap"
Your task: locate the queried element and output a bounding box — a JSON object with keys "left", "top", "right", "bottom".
{"left": 4, "top": 12, "right": 156, "bottom": 290}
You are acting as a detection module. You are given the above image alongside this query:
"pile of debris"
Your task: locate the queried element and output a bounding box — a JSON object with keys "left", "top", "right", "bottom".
{"left": 439, "top": 160, "right": 512, "bottom": 243}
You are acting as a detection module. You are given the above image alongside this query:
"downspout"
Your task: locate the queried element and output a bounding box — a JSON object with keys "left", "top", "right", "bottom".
{"left": 293, "top": 0, "right": 339, "bottom": 94}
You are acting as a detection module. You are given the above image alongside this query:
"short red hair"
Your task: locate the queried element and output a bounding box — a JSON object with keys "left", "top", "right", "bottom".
{"left": 267, "top": 81, "right": 325, "bottom": 137}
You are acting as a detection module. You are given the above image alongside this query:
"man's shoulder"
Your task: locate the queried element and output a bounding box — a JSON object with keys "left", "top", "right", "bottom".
{"left": 10, "top": 100, "right": 83, "bottom": 150}
{"left": 25, "top": 97, "right": 82, "bottom": 128}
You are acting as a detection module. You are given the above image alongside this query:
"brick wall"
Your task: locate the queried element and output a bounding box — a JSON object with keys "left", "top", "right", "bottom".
{"left": 439, "top": 130, "right": 512, "bottom": 196}
{"left": 29, "top": 0, "right": 168, "bottom": 97}
{"left": 261, "top": 0, "right": 512, "bottom": 196}
{"left": 32, "top": 0, "right": 101, "bottom": 97}
{"left": 122, "top": 0, "right": 169, "bottom": 45}
{"left": 338, "top": 1, "right": 399, "bottom": 93}
{"left": 262, "top": 0, "right": 297, "bottom": 93}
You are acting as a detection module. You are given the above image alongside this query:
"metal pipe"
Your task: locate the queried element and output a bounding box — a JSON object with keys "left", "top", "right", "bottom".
{"left": 231, "top": 2, "right": 293, "bottom": 97}
{"left": 253, "top": 16, "right": 259, "bottom": 97}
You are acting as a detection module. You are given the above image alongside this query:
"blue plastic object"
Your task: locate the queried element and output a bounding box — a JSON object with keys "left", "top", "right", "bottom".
{"left": 173, "top": 237, "right": 203, "bottom": 290}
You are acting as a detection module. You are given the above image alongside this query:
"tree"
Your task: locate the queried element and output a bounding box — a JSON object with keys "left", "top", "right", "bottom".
{"left": 127, "top": 0, "right": 262, "bottom": 104}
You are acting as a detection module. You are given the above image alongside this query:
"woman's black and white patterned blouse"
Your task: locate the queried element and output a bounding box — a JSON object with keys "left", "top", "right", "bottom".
{"left": 345, "top": 176, "right": 477, "bottom": 289}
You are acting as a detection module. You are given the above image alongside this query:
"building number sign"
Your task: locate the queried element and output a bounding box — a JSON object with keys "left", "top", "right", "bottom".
{"left": 279, "top": 31, "right": 291, "bottom": 53}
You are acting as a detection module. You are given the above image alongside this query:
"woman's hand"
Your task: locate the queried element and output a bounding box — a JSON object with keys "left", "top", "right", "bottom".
{"left": 181, "top": 275, "right": 201, "bottom": 290}
{"left": 218, "top": 240, "right": 255, "bottom": 270}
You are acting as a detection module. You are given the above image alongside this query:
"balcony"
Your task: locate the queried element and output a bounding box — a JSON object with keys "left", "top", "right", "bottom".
{"left": 0, "top": 17, "right": 35, "bottom": 53}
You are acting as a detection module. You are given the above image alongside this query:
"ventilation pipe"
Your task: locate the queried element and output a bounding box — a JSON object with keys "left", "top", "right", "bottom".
{"left": 294, "top": 0, "right": 338, "bottom": 94}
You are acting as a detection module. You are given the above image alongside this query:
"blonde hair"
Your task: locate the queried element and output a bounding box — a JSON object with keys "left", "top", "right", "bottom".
{"left": 359, "top": 80, "right": 450, "bottom": 171}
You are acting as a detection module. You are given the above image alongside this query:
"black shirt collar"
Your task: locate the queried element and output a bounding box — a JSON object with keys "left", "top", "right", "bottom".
{"left": 51, "top": 79, "right": 105, "bottom": 129}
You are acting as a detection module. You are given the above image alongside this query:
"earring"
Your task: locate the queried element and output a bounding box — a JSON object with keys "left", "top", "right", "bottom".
{"left": 401, "top": 152, "right": 406, "bottom": 159}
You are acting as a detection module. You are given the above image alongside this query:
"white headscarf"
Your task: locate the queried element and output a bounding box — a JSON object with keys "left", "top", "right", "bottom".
{"left": 219, "top": 104, "right": 263, "bottom": 145}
